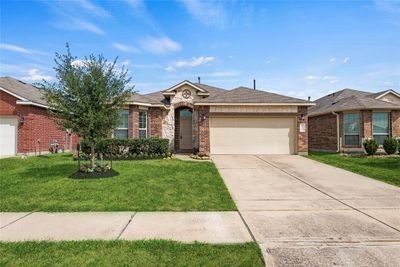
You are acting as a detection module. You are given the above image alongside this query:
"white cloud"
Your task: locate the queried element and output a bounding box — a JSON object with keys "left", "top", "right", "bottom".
{"left": 343, "top": 57, "right": 349, "bottom": 63}
{"left": 132, "top": 63, "right": 162, "bottom": 69}
{"left": 165, "top": 66, "right": 175, "bottom": 72}
{"left": 207, "top": 71, "right": 240, "bottom": 77}
{"left": 71, "top": 59, "right": 87, "bottom": 67}
{"left": 72, "top": 18, "right": 104, "bottom": 35}
{"left": 121, "top": 60, "right": 130, "bottom": 66}
{"left": 75, "top": 0, "right": 111, "bottom": 18}
{"left": 140, "top": 36, "right": 181, "bottom": 54}
{"left": 112, "top": 43, "right": 139, "bottom": 53}
{"left": 175, "top": 56, "right": 215, "bottom": 68}
{"left": 305, "top": 75, "right": 339, "bottom": 84}
{"left": 0, "top": 43, "right": 31, "bottom": 54}
{"left": 330, "top": 57, "right": 336, "bottom": 62}
{"left": 179, "top": 0, "right": 227, "bottom": 28}
{"left": 22, "top": 69, "right": 53, "bottom": 81}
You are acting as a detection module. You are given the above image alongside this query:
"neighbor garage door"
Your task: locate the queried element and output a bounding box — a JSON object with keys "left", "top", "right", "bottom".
{"left": 0, "top": 117, "right": 18, "bottom": 156}
{"left": 210, "top": 117, "right": 295, "bottom": 154}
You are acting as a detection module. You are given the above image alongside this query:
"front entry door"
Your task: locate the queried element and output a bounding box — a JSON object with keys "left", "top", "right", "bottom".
{"left": 179, "top": 109, "right": 192, "bottom": 150}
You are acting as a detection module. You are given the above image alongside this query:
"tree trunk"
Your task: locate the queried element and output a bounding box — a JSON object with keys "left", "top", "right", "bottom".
{"left": 91, "top": 143, "right": 96, "bottom": 169}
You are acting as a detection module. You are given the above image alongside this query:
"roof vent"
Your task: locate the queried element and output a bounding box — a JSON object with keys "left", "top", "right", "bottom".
{"left": 253, "top": 79, "right": 256, "bottom": 90}
{"left": 198, "top": 76, "right": 201, "bottom": 84}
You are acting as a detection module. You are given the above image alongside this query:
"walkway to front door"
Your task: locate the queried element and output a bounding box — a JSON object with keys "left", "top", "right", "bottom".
{"left": 213, "top": 155, "right": 400, "bottom": 266}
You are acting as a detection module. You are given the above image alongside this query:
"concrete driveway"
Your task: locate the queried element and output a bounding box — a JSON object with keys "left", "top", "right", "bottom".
{"left": 213, "top": 155, "right": 400, "bottom": 266}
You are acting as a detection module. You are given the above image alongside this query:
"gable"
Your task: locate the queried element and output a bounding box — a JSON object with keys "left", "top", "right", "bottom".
{"left": 163, "top": 80, "right": 209, "bottom": 95}
{"left": 376, "top": 91, "right": 400, "bottom": 104}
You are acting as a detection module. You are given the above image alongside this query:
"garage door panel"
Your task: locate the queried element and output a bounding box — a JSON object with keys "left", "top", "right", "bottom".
{"left": 210, "top": 117, "right": 295, "bottom": 155}
{"left": 0, "top": 117, "right": 17, "bottom": 156}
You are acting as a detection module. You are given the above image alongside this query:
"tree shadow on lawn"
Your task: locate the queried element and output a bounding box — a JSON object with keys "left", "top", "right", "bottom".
{"left": 18, "top": 162, "right": 77, "bottom": 180}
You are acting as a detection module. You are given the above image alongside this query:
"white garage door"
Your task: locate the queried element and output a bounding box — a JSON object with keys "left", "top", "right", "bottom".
{"left": 0, "top": 117, "right": 18, "bottom": 156}
{"left": 210, "top": 117, "right": 295, "bottom": 154}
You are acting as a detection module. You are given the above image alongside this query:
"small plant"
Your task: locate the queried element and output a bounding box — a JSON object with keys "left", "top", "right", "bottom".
{"left": 363, "top": 139, "right": 379, "bottom": 156}
{"left": 383, "top": 137, "right": 398, "bottom": 155}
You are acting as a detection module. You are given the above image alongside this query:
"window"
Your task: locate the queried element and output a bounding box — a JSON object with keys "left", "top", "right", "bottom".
{"left": 139, "top": 111, "right": 147, "bottom": 138}
{"left": 114, "top": 109, "right": 129, "bottom": 139}
{"left": 373, "top": 112, "right": 390, "bottom": 145}
{"left": 344, "top": 113, "right": 360, "bottom": 146}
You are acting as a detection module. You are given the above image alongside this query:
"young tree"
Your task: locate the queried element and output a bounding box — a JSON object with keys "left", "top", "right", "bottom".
{"left": 39, "top": 44, "right": 133, "bottom": 169}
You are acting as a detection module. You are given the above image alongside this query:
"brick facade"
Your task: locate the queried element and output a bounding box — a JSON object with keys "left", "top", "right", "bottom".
{"left": 392, "top": 110, "right": 400, "bottom": 137}
{"left": 198, "top": 106, "right": 210, "bottom": 154}
{"left": 297, "top": 106, "right": 308, "bottom": 154}
{"left": 309, "top": 113, "right": 338, "bottom": 151}
{"left": 309, "top": 109, "right": 400, "bottom": 152}
{"left": 128, "top": 105, "right": 139, "bottom": 138}
{"left": 1, "top": 90, "right": 78, "bottom": 154}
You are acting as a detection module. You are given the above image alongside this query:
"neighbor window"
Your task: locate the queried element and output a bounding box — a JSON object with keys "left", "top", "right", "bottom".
{"left": 139, "top": 111, "right": 147, "bottom": 138}
{"left": 373, "top": 112, "right": 390, "bottom": 145}
{"left": 114, "top": 109, "right": 129, "bottom": 139}
{"left": 344, "top": 113, "right": 360, "bottom": 146}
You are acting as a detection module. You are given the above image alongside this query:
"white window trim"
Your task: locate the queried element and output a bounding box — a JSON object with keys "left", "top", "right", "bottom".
{"left": 139, "top": 111, "right": 147, "bottom": 138}
{"left": 343, "top": 113, "right": 360, "bottom": 146}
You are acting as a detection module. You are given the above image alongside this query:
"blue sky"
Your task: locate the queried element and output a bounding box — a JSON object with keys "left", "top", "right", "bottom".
{"left": 0, "top": 0, "right": 399, "bottom": 100}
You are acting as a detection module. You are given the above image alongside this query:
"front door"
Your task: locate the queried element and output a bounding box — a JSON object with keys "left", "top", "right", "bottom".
{"left": 179, "top": 109, "right": 192, "bottom": 150}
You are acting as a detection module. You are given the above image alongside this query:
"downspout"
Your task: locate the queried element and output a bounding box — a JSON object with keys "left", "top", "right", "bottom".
{"left": 332, "top": 112, "right": 340, "bottom": 152}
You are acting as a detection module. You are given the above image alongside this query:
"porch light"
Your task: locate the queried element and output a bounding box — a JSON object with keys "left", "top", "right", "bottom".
{"left": 200, "top": 112, "right": 207, "bottom": 122}
{"left": 299, "top": 113, "right": 305, "bottom": 122}
{"left": 19, "top": 116, "right": 25, "bottom": 125}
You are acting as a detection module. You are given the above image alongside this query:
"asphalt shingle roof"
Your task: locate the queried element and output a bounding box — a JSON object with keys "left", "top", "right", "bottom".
{"left": 309, "top": 88, "right": 400, "bottom": 116}
{"left": 0, "top": 76, "right": 47, "bottom": 106}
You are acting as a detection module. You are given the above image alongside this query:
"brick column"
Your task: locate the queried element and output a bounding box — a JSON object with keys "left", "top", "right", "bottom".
{"left": 198, "top": 106, "right": 210, "bottom": 155}
{"left": 297, "top": 106, "right": 308, "bottom": 155}
{"left": 128, "top": 105, "right": 139, "bottom": 138}
{"left": 362, "top": 110, "right": 372, "bottom": 139}
{"left": 392, "top": 110, "right": 400, "bottom": 137}
{"left": 148, "top": 107, "right": 162, "bottom": 138}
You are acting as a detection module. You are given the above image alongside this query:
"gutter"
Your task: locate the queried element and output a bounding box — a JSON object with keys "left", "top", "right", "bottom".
{"left": 332, "top": 111, "right": 340, "bottom": 152}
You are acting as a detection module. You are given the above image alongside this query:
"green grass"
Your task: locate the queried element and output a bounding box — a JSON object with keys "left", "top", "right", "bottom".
{"left": 0, "top": 240, "right": 264, "bottom": 267}
{"left": 0, "top": 154, "right": 236, "bottom": 211}
{"left": 307, "top": 152, "right": 400, "bottom": 187}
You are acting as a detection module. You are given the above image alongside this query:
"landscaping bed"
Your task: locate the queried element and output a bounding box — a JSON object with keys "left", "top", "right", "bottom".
{"left": 0, "top": 240, "right": 264, "bottom": 267}
{"left": 0, "top": 154, "right": 236, "bottom": 211}
{"left": 307, "top": 152, "right": 400, "bottom": 187}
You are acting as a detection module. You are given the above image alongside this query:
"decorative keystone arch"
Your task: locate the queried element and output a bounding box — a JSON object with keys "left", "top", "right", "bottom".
{"left": 173, "top": 102, "right": 194, "bottom": 110}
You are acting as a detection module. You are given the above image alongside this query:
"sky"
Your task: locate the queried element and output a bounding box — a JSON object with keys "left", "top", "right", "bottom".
{"left": 0, "top": 0, "right": 399, "bottom": 100}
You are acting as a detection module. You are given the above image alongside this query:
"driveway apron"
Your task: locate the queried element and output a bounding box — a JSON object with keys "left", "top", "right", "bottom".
{"left": 212, "top": 155, "right": 400, "bottom": 267}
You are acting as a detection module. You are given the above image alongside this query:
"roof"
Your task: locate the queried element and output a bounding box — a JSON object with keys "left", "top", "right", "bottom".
{"left": 196, "top": 86, "right": 311, "bottom": 104}
{"left": 132, "top": 83, "right": 312, "bottom": 106}
{"left": 309, "top": 88, "right": 400, "bottom": 116}
{"left": 0, "top": 76, "right": 47, "bottom": 106}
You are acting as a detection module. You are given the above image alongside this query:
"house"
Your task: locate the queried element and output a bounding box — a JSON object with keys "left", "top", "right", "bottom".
{"left": 308, "top": 88, "right": 400, "bottom": 152}
{"left": 0, "top": 77, "right": 78, "bottom": 156}
{"left": 0, "top": 77, "right": 314, "bottom": 156}
{"left": 121, "top": 80, "right": 314, "bottom": 155}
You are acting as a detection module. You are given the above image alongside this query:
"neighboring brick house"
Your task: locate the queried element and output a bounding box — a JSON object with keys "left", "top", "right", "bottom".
{"left": 116, "top": 80, "right": 314, "bottom": 155}
{"left": 308, "top": 88, "right": 400, "bottom": 152}
{"left": 0, "top": 77, "right": 78, "bottom": 156}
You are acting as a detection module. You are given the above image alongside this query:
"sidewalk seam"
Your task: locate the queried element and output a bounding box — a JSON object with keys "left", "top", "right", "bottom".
{"left": 0, "top": 211, "right": 35, "bottom": 230}
{"left": 256, "top": 156, "right": 400, "bottom": 233}
{"left": 237, "top": 211, "right": 257, "bottom": 242}
{"left": 116, "top": 212, "right": 136, "bottom": 240}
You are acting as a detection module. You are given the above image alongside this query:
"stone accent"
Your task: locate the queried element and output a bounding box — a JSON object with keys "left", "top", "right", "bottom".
{"left": 148, "top": 107, "right": 162, "bottom": 138}
{"left": 174, "top": 109, "right": 180, "bottom": 151}
{"left": 297, "top": 106, "right": 308, "bottom": 154}
{"left": 128, "top": 105, "right": 139, "bottom": 138}
{"left": 198, "top": 106, "right": 210, "bottom": 154}
{"left": 392, "top": 110, "right": 400, "bottom": 137}
{"left": 0, "top": 90, "right": 79, "bottom": 154}
{"left": 308, "top": 113, "right": 338, "bottom": 152}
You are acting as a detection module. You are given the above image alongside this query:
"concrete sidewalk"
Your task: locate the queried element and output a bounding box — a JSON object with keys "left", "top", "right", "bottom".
{"left": 0, "top": 211, "right": 253, "bottom": 243}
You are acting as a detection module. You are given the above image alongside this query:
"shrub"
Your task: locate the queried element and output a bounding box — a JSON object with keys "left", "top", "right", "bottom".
{"left": 80, "top": 138, "right": 171, "bottom": 160}
{"left": 383, "top": 137, "right": 398, "bottom": 155}
{"left": 363, "top": 139, "right": 379, "bottom": 156}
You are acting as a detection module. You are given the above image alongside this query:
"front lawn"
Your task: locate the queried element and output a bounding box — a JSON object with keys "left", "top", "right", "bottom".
{"left": 307, "top": 152, "right": 400, "bottom": 187}
{"left": 0, "top": 240, "right": 264, "bottom": 267}
{"left": 0, "top": 154, "right": 236, "bottom": 211}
